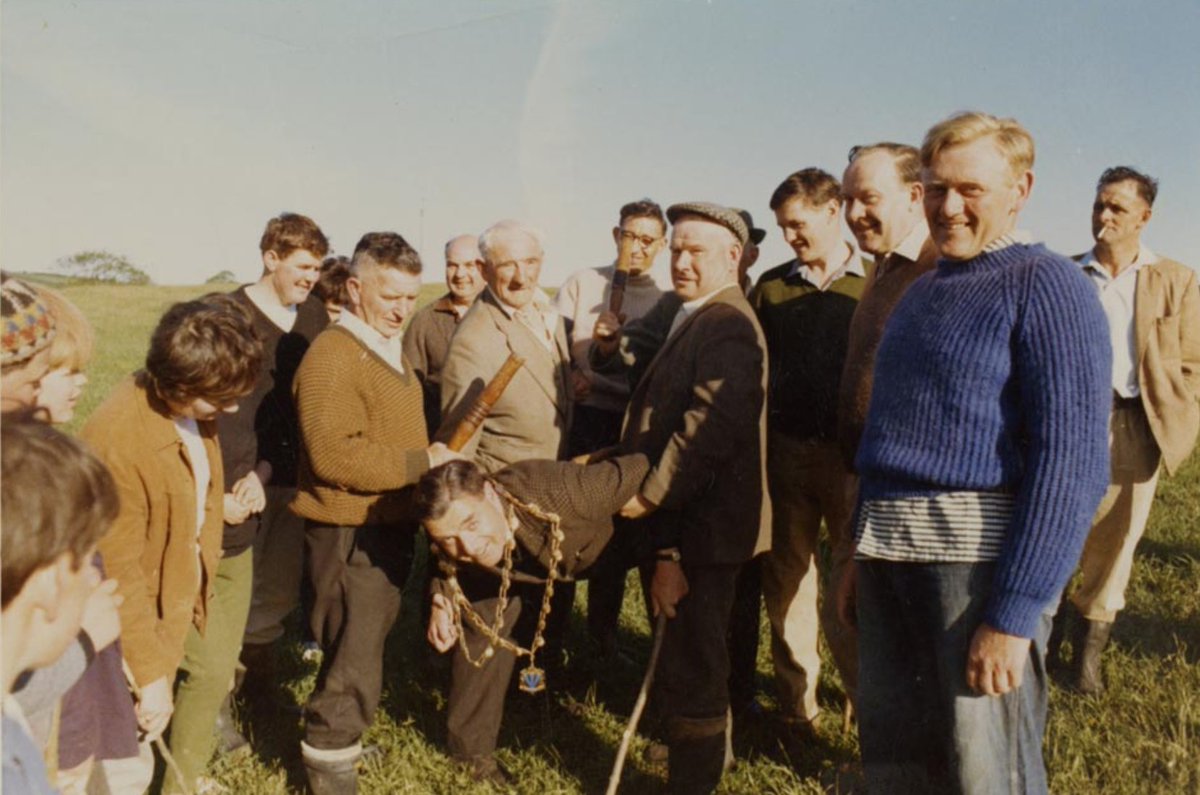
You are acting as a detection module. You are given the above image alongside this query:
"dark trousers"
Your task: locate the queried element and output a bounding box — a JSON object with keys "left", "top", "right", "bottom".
{"left": 561, "top": 404, "right": 631, "bottom": 651}
{"left": 446, "top": 568, "right": 548, "bottom": 761}
{"left": 727, "top": 555, "right": 763, "bottom": 711}
{"left": 648, "top": 561, "right": 741, "bottom": 795}
{"left": 304, "top": 521, "right": 414, "bottom": 750}
{"left": 856, "top": 559, "right": 1052, "bottom": 795}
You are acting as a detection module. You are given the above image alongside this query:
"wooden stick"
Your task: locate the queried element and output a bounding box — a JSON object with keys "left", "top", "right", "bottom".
{"left": 606, "top": 612, "right": 668, "bottom": 795}
{"left": 608, "top": 236, "right": 636, "bottom": 316}
{"left": 445, "top": 353, "right": 525, "bottom": 452}
{"left": 122, "top": 661, "right": 194, "bottom": 795}
{"left": 443, "top": 352, "right": 523, "bottom": 450}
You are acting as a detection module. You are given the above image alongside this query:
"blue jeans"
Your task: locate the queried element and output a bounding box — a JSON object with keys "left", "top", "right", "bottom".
{"left": 856, "top": 559, "right": 1052, "bottom": 795}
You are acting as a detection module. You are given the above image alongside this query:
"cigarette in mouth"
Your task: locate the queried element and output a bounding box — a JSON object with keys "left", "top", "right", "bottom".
{"left": 1096, "top": 228, "right": 1107, "bottom": 240}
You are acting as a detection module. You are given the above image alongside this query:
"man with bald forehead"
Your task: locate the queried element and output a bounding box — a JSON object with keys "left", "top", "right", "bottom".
{"left": 403, "top": 234, "right": 486, "bottom": 437}
{"left": 844, "top": 112, "right": 1111, "bottom": 793}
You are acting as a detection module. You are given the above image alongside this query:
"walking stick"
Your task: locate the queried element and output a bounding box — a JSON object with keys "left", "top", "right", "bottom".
{"left": 445, "top": 353, "right": 525, "bottom": 452}
{"left": 122, "top": 661, "right": 194, "bottom": 795}
{"left": 605, "top": 612, "right": 668, "bottom": 795}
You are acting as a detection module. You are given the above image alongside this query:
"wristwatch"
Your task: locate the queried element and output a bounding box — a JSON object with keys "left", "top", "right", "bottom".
{"left": 655, "top": 548, "right": 682, "bottom": 563}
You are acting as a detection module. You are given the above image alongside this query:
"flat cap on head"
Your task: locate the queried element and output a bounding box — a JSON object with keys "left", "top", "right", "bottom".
{"left": 666, "top": 202, "right": 749, "bottom": 247}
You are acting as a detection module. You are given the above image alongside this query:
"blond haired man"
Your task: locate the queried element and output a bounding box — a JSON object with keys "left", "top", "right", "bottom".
{"left": 842, "top": 112, "right": 1111, "bottom": 793}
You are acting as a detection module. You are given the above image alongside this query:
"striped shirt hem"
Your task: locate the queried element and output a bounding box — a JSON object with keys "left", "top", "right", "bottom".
{"left": 855, "top": 491, "right": 1015, "bottom": 563}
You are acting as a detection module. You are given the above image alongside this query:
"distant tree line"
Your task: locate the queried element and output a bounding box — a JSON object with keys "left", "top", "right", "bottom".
{"left": 56, "top": 250, "right": 152, "bottom": 284}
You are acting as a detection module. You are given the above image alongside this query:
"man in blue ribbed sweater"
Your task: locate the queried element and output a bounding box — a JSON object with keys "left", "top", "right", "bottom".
{"left": 838, "top": 111, "right": 1112, "bottom": 794}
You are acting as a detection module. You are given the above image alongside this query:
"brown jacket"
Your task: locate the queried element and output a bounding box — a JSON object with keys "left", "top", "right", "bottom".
{"left": 838, "top": 235, "right": 939, "bottom": 469}
{"left": 617, "top": 284, "right": 769, "bottom": 565}
{"left": 81, "top": 376, "right": 224, "bottom": 687}
{"left": 438, "top": 288, "right": 573, "bottom": 472}
{"left": 1131, "top": 257, "right": 1200, "bottom": 474}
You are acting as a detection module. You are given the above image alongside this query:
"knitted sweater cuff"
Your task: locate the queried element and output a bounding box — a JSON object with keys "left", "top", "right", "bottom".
{"left": 984, "top": 591, "right": 1049, "bottom": 640}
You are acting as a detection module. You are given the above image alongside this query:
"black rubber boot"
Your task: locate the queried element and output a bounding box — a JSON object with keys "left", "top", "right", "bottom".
{"left": 667, "top": 715, "right": 728, "bottom": 794}
{"left": 301, "top": 743, "right": 360, "bottom": 795}
{"left": 1046, "top": 601, "right": 1072, "bottom": 673}
{"left": 214, "top": 692, "right": 250, "bottom": 758}
{"left": 1070, "top": 617, "right": 1113, "bottom": 695}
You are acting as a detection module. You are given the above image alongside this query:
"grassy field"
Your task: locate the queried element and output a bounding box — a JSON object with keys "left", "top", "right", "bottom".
{"left": 47, "top": 281, "right": 1200, "bottom": 793}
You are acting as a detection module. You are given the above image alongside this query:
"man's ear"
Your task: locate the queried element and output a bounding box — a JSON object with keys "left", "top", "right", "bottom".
{"left": 346, "top": 276, "right": 363, "bottom": 310}
{"left": 1012, "top": 170, "right": 1035, "bottom": 214}
{"left": 21, "top": 560, "right": 66, "bottom": 623}
{"left": 908, "top": 181, "right": 925, "bottom": 207}
{"left": 262, "top": 249, "right": 281, "bottom": 275}
{"left": 612, "top": 227, "right": 622, "bottom": 248}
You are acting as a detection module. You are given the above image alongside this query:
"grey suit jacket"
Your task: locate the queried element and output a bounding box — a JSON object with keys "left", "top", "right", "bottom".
{"left": 615, "top": 284, "right": 769, "bottom": 565}
{"left": 438, "top": 287, "right": 573, "bottom": 472}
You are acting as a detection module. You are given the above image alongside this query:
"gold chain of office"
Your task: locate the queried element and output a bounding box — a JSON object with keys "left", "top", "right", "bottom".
{"left": 439, "top": 488, "right": 564, "bottom": 694}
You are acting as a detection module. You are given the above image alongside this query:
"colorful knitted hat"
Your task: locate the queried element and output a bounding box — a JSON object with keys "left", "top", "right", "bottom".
{"left": 1, "top": 273, "right": 56, "bottom": 367}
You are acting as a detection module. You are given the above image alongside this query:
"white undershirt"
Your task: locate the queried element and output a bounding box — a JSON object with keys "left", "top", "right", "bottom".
{"left": 245, "top": 283, "right": 298, "bottom": 332}
{"left": 338, "top": 308, "right": 405, "bottom": 373}
{"left": 173, "top": 417, "right": 210, "bottom": 538}
{"left": 667, "top": 282, "right": 735, "bottom": 338}
{"left": 1080, "top": 245, "right": 1158, "bottom": 398}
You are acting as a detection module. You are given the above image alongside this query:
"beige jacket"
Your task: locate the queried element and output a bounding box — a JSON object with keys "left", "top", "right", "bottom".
{"left": 438, "top": 288, "right": 573, "bottom": 472}
{"left": 1132, "top": 257, "right": 1200, "bottom": 474}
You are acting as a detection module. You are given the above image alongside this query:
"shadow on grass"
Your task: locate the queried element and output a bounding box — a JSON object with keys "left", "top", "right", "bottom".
{"left": 1113, "top": 607, "right": 1200, "bottom": 664}
{"left": 1133, "top": 535, "right": 1200, "bottom": 567}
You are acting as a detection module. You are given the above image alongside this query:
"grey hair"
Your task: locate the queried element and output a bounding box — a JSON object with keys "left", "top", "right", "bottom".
{"left": 478, "top": 220, "right": 545, "bottom": 264}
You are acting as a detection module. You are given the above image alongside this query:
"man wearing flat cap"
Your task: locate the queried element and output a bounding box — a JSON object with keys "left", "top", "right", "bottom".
{"left": 592, "top": 202, "right": 769, "bottom": 793}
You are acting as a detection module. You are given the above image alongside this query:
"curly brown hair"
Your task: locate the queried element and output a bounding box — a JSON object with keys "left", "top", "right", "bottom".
{"left": 142, "top": 294, "right": 263, "bottom": 408}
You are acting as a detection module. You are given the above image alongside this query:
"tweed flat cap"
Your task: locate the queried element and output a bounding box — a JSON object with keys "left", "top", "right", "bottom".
{"left": 1, "top": 273, "right": 56, "bottom": 367}
{"left": 734, "top": 209, "right": 767, "bottom": 245}
{"left": 666, "top": 202, "right": 749, "bottom": 247}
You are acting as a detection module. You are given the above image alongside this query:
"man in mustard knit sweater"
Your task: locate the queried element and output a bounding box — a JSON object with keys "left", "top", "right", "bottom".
{"left": 293, "top": 231, "right": 460, "bottom": 795}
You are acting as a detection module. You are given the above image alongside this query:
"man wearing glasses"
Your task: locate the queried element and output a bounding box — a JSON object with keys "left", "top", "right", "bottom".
{"left": 554, "top": 199, "right": 671, "bottom": 660}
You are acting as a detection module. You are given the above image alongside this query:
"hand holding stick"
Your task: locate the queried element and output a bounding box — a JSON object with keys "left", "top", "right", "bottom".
{"left": 445, "top": 353, "right": 525, "bottom": 452}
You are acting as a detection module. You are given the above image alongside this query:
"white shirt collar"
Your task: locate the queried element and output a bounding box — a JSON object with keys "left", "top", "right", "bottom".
{"left": 668, "top": 281, "right": 738, "bottom": 338}
{"left": 338, "top": 309, "right": 405, "bottom": 373}
{"left": 1079, "top": 243, "right": 1159, "bottom": 280}
{"left": 788, "top": 240, "right": 865, "bottom": 288}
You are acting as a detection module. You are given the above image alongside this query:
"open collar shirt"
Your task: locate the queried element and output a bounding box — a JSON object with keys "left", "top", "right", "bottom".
{"left": 338, "top": 308, "right": 405, "bottom": 374}
{"left": 1079, "top": 244, "right": 1158, "bottom": 398}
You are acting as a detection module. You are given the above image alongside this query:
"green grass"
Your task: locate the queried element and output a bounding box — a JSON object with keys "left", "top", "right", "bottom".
{"left": 55, "top": 282, "right": 1200, "bottom": 793}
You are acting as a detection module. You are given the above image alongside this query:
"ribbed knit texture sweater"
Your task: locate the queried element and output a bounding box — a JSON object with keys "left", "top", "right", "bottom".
{"left": 292, "top": 325, "right": 430, "bottom": 526}
{"left": 856, "top": 243, "right": 1112, "bottom": 638}
{"left": 751, "top": 260, "right": 869, "bottom": 441}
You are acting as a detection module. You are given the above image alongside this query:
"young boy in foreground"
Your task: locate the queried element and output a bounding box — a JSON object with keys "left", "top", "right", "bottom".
{"left": 2, "top": 418, "right": 120, "bottom": 794}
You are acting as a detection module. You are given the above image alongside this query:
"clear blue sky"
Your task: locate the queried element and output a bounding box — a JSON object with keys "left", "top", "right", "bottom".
{"left": 4, "top": 0, "right": 1198, "bottom": 285}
